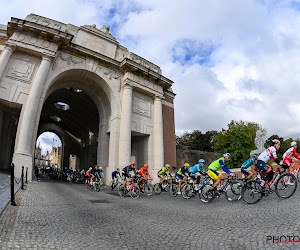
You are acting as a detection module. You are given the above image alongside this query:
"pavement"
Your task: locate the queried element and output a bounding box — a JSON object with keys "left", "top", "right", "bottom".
{"left": 1, "top": 174, "right": 300, "bottom": 249}
{"left": 0, "top": 172, "right": 21, "bottom": 215}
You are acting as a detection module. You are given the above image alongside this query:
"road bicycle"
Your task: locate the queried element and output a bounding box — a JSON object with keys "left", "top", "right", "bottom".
{"left": 109, "top": 177, "right": 121, "bottom": 190}
{"left": 153, "top": 176, "right": 174, "bottom": 195}
{"left": 89, "top": 177, "right": 103, "bottom": 192}
{"left": 199, "top": 175, "right": 242, "bottom": 203}
{"left": 139, "top": 178, "right": 154, "bottom": 196}
{"left": 118, "top": 177, "right": 140, "bottom": 199}
{"left": 182, "top": 171, "right": 211, "bottom": 199}
{"left": 241, "top": 165, "right": 297, "bottom": 204}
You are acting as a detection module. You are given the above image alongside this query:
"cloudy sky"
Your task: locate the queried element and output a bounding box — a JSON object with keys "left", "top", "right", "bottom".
{"left": 1, "top": 0, "right": 300, "bottom": 142}
{"left": 36, "top": 132, "right": 61, "bottom": 155}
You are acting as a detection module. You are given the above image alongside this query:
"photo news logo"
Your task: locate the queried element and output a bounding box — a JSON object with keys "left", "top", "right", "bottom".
{"left": 267, "top": 235, "right": 300, "bottom": 244}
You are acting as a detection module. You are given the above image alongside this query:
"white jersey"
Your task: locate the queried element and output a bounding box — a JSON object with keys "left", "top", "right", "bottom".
{"left": 258, "top": 146, "right": 278, "bottom": 163}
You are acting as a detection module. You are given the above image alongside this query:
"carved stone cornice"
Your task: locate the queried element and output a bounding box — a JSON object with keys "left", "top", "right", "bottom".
{"left": 7, "top": 17, "right": 73, "bottom": 45}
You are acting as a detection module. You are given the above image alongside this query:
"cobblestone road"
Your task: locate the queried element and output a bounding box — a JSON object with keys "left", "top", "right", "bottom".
{"left": 1, "top": 177, "right": 300, "bottom": 249}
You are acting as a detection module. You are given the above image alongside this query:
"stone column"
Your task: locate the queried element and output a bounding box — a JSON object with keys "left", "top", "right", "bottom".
{"left": 0, "top": 44, "right": 15, "bottom": 80}
{"left": 118, "top": 84, "right": 133, "bottom": 167}
{"left": 13, "top": 55, "right": 52, "bottom": 180}
{"left": 153, "top": 95, "right": 164, "bottom": 172}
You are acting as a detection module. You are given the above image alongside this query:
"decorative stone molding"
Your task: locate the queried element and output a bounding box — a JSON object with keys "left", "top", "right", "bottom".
{"left": 25, "top": 14, "right": 68, "bottom": 32}
{"left": 6, "top": 57, "right": 36, "bottom": 83}
{"left": 9, "top": 31, "right": 58, "bottom": 54}
{"left": 127, "top": 52, "right": 161, "bottom": 74}
{"left": 133, "top": 95, "right": 151, "bottom": 118}
{"left": 52, "top": 52, "right": 84, "bottom": 70}
{"left": 97, "top": 65, "right": 121, "bottom": 80}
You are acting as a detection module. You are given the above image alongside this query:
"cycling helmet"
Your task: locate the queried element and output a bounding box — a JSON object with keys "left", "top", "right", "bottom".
{"left": 89, "top": 167, "right": 92, "bottom": 170}
{"left": 184, "top": 163, "right": 190, "bottom": 167}
{"left": 223, "top": 153, "right": 231, "bottom": 158}
{"left": 272, "top": 139, "right": 280, "bottom": 145}
{"left": 252, "top": 153, "right": 259, "bottom": 157}
{"left": 116, "top": 168, "right": 120, "bottom": 171}
{"left": 131, "top": 161, "right": 136, "bottom": 166}
{"left": 291, "top": 141, "right": 297, "bottom": 147}
{"left": 144, "top": 164, "right": 149, "bottom": 169}
{"left": 165, "top": 164, "right": 170, "bottom": 168}
{"left": 198, "top": 159, "right": 205, "bottom": 164}
{"left": 99, "top": 166, "right": 102, "bottom": 170}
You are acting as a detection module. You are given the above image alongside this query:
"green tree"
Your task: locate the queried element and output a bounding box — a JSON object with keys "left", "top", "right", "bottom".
{"left": 213, "top": 120, "right": 266, "bottom": 169}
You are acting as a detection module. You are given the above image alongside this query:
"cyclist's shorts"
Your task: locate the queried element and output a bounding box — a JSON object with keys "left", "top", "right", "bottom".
{"left": 283, "top": 158, "right": 292, "bottom": 167}
{"left": 256, "top": 160, "right": 272, "bottom": 173}
{"left": 241, "top": 168, "right": 250, "bottom": 175}
{"left": 112, "top": 172, "right": 117, "bottom": 179}
{"left": 175, "top": 173, "right": 184, "bottom": 180}
{"left": 122, "top": 171, "right": 129, "bottom": 179}
{"left": 207, "top": 169, "right": 221, "bottom": 180}
{"left": 157, "top": 173, "right": 166, "bottom": 178}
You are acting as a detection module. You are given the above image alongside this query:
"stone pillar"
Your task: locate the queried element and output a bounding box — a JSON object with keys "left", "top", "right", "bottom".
{"left": 153, "top": 95, "right": 164, "bottom": 174}
{"left": 0, "top": 44, "right": 15, "bottom": 80}
{"left": 13, "top": 55, "right": 52, "bottom": 180}
{"left": 118, "top": 84, "right": 133, "bottom": 167}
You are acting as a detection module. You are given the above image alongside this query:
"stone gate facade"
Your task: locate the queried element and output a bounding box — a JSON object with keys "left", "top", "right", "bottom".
{"left": 0, "top": 14, "right": 176, "bottom": 182}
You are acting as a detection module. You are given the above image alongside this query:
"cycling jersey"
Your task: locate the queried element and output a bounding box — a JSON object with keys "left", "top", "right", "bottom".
{"left": 158, "top": 167, "right": 170, "bottom": 175}
{"left": 112, "top": 171, "right": 120, "bottom": 179}
{"left": 122, "top": 165, "right": 136, "bottom": 177}
{"left": 208, "top": 157, "right": 232, "bottom": 174}
{"left": 85, "top": 170, "right": 92, "bottom": 177}
{"left": 137, "top": 168, "right": 152, "bottom": 179}
{"left": 188, "top": 164, "right": 204, "bottom": 173}
{"left": 283, "top": 147, "right": 300, "bottom": 160}
{"left": 176, "top": 167, "right": 188, "bottom": 176}
{"left": 241, "top": 157, "right": 256, "bottom": 169}
{"left": 258, "top": 146, "right": 278, "bottom": 163}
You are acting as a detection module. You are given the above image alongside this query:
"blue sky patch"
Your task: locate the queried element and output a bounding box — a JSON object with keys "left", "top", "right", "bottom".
{"left": 171, "top": 39, "right": 216, "bottom": 67}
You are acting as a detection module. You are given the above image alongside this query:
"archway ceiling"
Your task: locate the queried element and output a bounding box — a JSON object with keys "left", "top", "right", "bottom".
{"left": 40, "top": 88, "right": 99, "bottom": 141}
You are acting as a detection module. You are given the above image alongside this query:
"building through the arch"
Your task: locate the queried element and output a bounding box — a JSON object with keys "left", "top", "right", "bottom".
{"left": 0, "top": 14, "right": 176, "bottom": 182}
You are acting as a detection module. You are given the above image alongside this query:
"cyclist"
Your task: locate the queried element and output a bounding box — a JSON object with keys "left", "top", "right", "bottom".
{"left": 257, "top": 139, "right": 281, "bottom": 185}
{"left": 98, "top": 166, "right": 104, "bottom": 178}
{"left": 85, "top": 167, "right": 92, "bottom": 186}
{"left": 283, "top": 141, "right": 300, "bottom": 175}
{"left": 241, "top": 153, "right": 259, "bottom": 180}
{"left": 111, "top": 168, "right": 121, "bottom": 189}
{"left": 188, "top": 159, "right": 205, "bottom": 190}
{"left": 208, "top": 153, "right": 234, "bottom": 190}
{"left": 122, "top": 162, "right": 137, "bottom": 189}
{"left": 158, "top": 164, "right": 173, "bottom": 186}
{"left": 175, "top": 163, "right": 190, "bottom": 194}
{"left": 137, "top": 164, "right": 152, "bottom": 189}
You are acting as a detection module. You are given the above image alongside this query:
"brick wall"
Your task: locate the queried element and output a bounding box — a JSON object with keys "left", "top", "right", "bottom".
{"left": 162, "top": 98, "right": 176, "bottom": 167}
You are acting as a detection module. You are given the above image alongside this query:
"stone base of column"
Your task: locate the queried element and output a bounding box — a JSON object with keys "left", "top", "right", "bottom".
{"left": 12, "top": 152, "right": 33, "bottom": 182}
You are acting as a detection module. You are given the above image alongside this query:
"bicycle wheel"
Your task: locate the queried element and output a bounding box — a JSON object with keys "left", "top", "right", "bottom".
{"left": 225, "top": 181, "right": 242, "bottom": 201}
{"left": 89, "top": 184, "right": 94, "bottom": 191}
{"left": 275, "top": 173, "right": 297, "bottom": 199}
{"left": 154, "top": 183, "right": 162, "bottom": 195}
{"left": 169, "top": 183, "right": 178, "bottom": 197}
{"left": 241, "top": 180, "right": 263, "bottom": 204}
{"left": 296, "top": 170, "right": 300, "bottom": 183}
{"left": 199, "top": 184, "right": 215, "bottom": 203}
{"left": 130, "top": 184, "right": 140, "bottom": 199}
{"left": 143, "top": 184, "right": 154, "bottom": 196}
{"left": 118, "top": 186, "right": 126, "bottom": 197}
{"left": 182, "top": 184, "right": 193, "bottom": 199}
{"left": 96, "top": 183, "right": 100, "bottom": 192}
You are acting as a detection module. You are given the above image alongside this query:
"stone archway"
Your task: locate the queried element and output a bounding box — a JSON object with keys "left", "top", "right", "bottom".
{"left": 0, "top": 14, "right": 176, "bottom": 183}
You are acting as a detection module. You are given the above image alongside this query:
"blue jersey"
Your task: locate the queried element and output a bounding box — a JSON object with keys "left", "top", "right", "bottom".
{"left": 189, "top": 164, "right": 204, "bottom": 173}
{"left": 241, "top": 157, "right": 256, "bottom": 169}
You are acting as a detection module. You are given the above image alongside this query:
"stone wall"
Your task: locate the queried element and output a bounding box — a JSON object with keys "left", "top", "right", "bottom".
{"left": 176, "top": 146, "right": 222, "bottom": 171}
